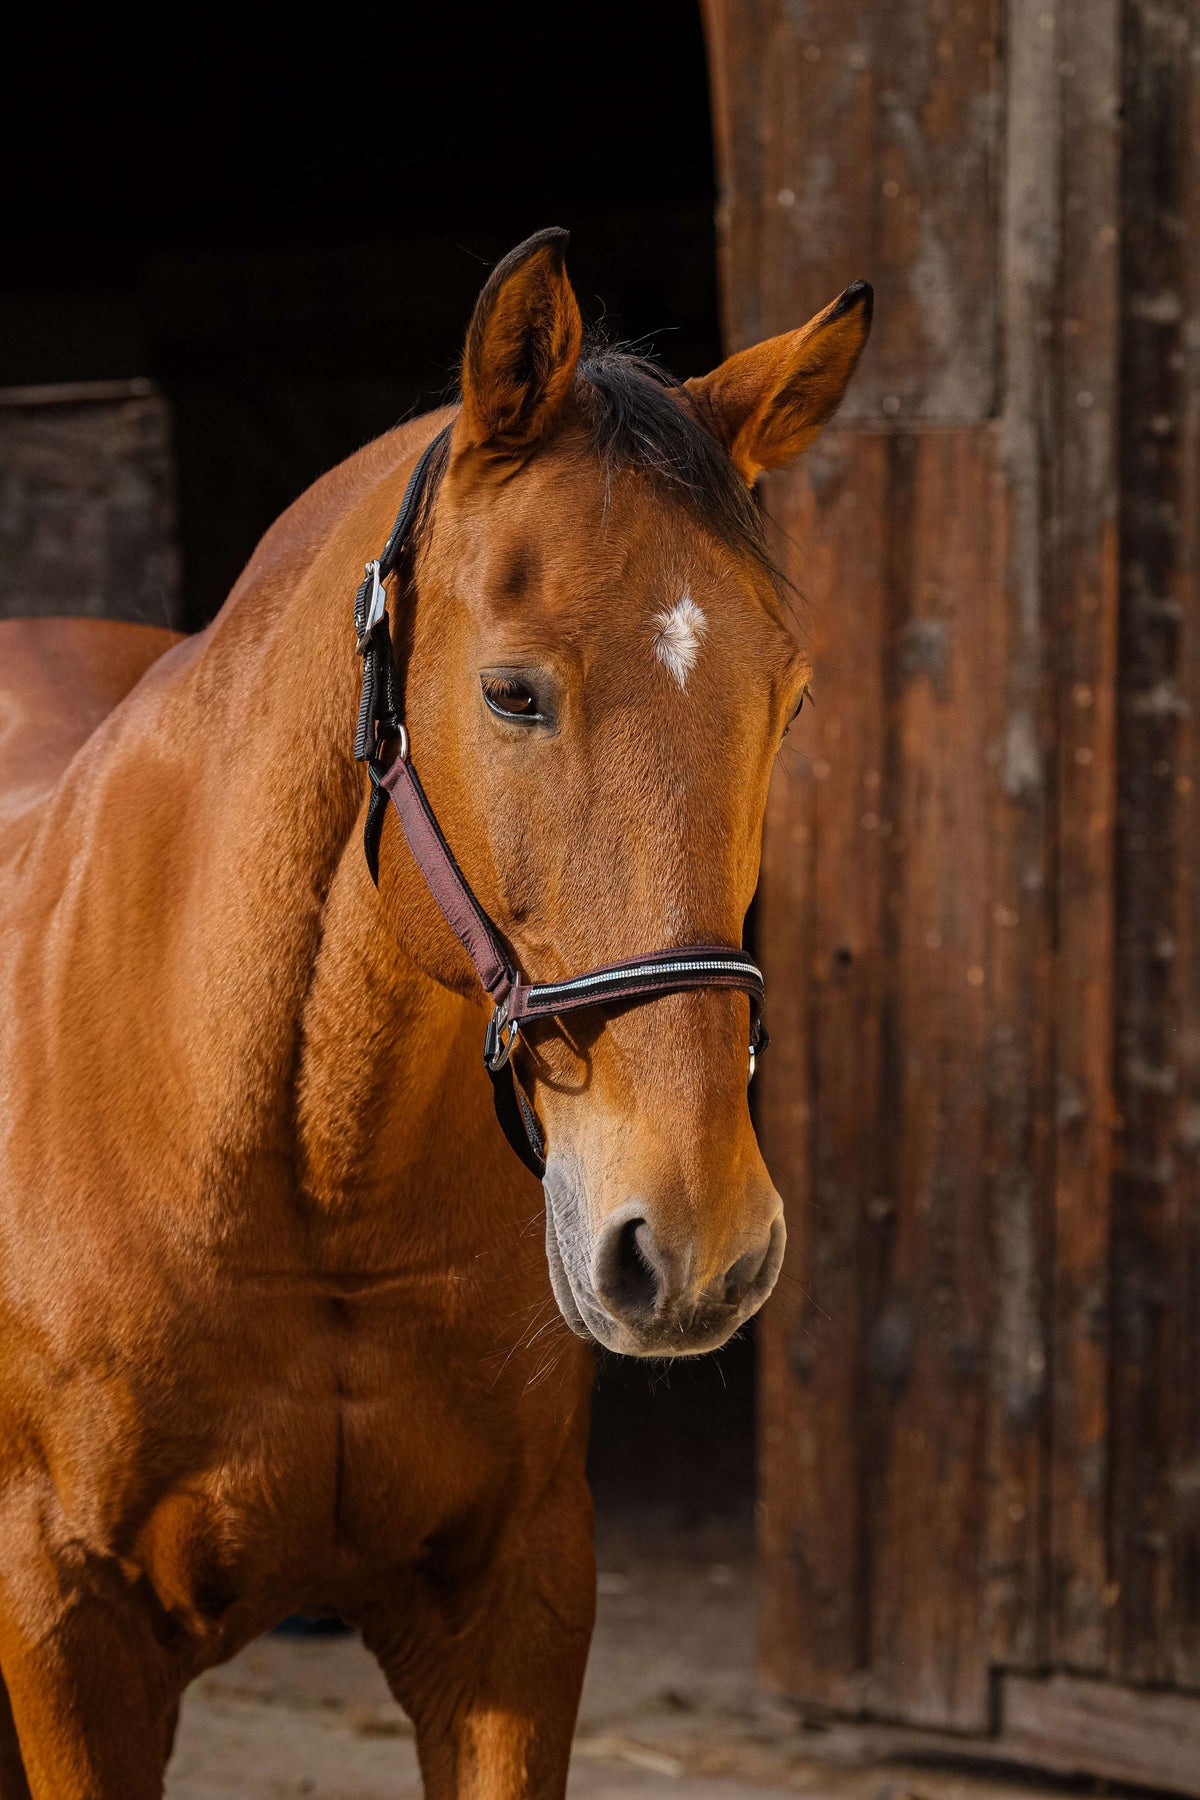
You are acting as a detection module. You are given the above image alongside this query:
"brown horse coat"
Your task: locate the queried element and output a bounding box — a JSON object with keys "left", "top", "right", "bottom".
{"left": 0, "top": 232, "right": 869, "bottom": 1797}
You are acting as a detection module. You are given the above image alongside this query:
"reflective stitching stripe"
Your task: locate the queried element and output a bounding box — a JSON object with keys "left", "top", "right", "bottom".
{"left": 523, "top": 957, "right": 763, "bottom": 1009}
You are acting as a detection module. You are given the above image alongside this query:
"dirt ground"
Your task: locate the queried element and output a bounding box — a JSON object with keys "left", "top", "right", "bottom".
{"left": 165, "top": 1511, "right": 1094, "bottom": 1800}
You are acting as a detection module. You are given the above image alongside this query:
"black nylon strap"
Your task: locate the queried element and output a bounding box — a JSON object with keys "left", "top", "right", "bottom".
{"left": 377, "top": 429, "right": 451, "bottom": 576}
{"left": 355, "top": 428, "right": 453, "bottom": 767}
{"left": 490, "top": 1063, "right": 547, "bottom": 1179}
{"left": 363, "top": 766, "right": 390, "bottom": 884}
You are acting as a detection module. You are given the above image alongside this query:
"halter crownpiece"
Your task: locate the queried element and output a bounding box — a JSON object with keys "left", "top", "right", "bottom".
{"left": 353, "top": 423, "right": 768, "bottom": 1179}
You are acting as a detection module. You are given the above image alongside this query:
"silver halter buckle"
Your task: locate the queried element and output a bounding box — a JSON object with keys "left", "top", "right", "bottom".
{"left": 355, "top": 560, "right": 388, "bottom": 653}
{"left": 484, "top": 1005, "right": 519, "bottom": 1072}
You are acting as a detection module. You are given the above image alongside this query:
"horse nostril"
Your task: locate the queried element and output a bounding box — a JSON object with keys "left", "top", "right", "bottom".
{"left": 720, "top": 1213, "right": 788, "bottom": 1309}
{"left": 593, "top": 1215, "right": 667, "bottom": 1321}
{"left": 722, "top": 1244, "right": 770, "bottom": 1306}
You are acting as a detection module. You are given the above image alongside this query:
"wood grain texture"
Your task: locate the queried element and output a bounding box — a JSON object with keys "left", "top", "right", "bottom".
{"left": 758, "top": 431, "right": 1005, "bottom": 1731}
{"left": 758, "top": 432, "right": 890, "bottom": 1714}
{"left": 1111, "top": 0, "right": 1200, "bottom": 1692}
{"left": 863, "top": 429, "right": 1003, "bottom": 1730}
{"left": 1003, "top": 1672, "right": 1200, "bottom": 1797}
{"left": 1169, "top": 8, "right": 1200, "bottom": 1692}
{"left": 1042, "top": 0, "right": 1123, "bottom": 1677}
{"left": 701, "top": 0, "right": 1001, "bottom": 421}
{"left": 709, "top": 0, "right": 1200, "bottom": 1751}
{"left": 982, "top": 0, "right": 1061, "bottom": 1678}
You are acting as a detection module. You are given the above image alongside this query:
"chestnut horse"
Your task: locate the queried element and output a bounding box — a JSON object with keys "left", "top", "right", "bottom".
{"left": 0, "top": 231, "right": 870, "bottom": 1797}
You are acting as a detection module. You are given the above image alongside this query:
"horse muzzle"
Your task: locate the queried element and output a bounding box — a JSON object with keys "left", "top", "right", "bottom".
{"left": 543, "top": 1173, "right": 786, "bottom": 1358}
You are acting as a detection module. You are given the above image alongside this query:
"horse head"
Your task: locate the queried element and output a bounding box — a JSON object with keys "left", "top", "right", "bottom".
{"left": 377, "top": 230, "right": 871, "bottom": 1356}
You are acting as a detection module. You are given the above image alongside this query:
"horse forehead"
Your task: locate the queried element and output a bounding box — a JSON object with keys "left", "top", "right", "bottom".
{"left": 452, "top": 473, "right": 792, "bottom": 660}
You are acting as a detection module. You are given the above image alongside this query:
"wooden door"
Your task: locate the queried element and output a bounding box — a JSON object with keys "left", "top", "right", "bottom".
{"left": 703, "top": 0, "right": 1200, "bottom": 1783}
{"left": 0, "top": 381, "right": 182, "bottom": 628}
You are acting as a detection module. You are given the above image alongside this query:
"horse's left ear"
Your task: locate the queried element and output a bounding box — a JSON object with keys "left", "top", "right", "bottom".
{"left": 459, "top": 227, "right": 584, "bottom": 459}
{"left": 685, "top": 282, "right": 873, "bottom": 484}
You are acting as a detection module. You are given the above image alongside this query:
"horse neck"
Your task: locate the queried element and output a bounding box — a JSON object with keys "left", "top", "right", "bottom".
{"left": 108, "top": 415, "right": 464, "bottom": 1185}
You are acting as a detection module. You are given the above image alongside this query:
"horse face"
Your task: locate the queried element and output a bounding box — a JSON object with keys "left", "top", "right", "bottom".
{"left": 402, "top": 232, "right": 870, "bottom": 1356}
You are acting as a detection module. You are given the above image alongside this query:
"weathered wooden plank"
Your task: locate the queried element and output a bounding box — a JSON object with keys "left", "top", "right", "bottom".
{"left": 758, "top": 432, "right": 891, "bottom": 1713}
{"left": 1111, "top": 0, "right": 1200, "bottom": 1691}
{"left": 701, "top": 0, "right": 1001, "bottom": 422}
{"left": 1043, "top": 0, "right": 1123, "bottom": 1676}
{"left": 862, "top": 429, "right": 1002, "bottom": 1732}
{"left": 0, "top": 382, "right": 182, "bottom": 630}
{"left": 1002, "top": 1672, "right": 1200, "bottom": 1798}
{"left": 716, "top": 0, "right": 1200, "bottom": 1727}
{"left": 983, "top": 0, "right": 1062, "bottom": 1676}
{"left": 1171, "top": 9, "right": 1200, "bottom": 1692}
{"left": 760, "top": 429, "right": 1006, "bottom": 1731}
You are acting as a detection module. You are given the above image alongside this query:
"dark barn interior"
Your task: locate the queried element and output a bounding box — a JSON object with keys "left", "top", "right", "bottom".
{"left": 3, "top": 7, "right": 723, "bottom": 629}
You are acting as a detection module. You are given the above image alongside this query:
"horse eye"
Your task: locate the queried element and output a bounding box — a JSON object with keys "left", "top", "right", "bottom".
{"left": 482, "top": 676, "right": 540, "bottom": 720}
{"left": 784, "top": 683, "right": 811, "bottom": 734}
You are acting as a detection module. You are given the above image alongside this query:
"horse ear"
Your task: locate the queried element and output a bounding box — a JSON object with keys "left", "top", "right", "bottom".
{"left": 459, "top": 228, "right": 584, "bottom": 458}
{"left": 685, "top": 282, "right": 873, "bottom": 484}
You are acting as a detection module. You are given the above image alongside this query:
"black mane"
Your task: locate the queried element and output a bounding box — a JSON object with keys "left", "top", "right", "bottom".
{"left": 417, "top": 345, "right": 779, "bottom": 585}
{"left": 575, "top": 346, "right": 777, "bottom": 577}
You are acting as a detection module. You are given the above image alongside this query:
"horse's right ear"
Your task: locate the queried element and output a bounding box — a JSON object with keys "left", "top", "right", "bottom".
{"left": 459, "top": 228, "right": 583, "bottom": 460}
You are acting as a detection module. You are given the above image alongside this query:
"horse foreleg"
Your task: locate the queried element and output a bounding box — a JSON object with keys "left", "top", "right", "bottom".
{"left": 0, "top": 1672, "right": 32, "bottom": 1800}
{"left": 363, "top": 1471, "right": 596, "bottom": 1800}
{"left": 0, "top": 1574, "right": 180, "bottom": 1800}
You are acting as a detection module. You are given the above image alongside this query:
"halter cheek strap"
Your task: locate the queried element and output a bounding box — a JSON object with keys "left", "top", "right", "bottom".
{"left": 354, "top": 425, "right": 768, "bottom": 1180}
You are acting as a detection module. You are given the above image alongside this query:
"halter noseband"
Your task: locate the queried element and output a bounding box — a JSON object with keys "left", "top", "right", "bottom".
{"left": 353, "top": 424, "right": 768, "bottom": 1179}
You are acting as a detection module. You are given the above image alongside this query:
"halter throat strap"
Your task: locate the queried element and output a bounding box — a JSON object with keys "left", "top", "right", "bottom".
{"left": 354, "top": 425, "right": 768, "bottom": 1180}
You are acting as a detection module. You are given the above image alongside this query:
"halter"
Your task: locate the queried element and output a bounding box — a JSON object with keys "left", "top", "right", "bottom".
{"left": 353, "top": 424, "right": 768, "bottom": 1179}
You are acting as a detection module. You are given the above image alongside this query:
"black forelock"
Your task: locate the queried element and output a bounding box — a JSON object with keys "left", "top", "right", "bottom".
{"left": 573, "top": 344, "right": 779, "bottom": 580}
{"left": 417, "top": 344, "right": 782, "bottom": 588}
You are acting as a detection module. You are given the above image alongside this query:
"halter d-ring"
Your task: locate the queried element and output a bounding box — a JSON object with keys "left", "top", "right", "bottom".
{"left": 484, "top": 1006, "right": 519, "bottom": 1072}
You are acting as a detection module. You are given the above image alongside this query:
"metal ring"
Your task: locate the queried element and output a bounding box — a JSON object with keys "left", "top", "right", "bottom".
{"left": 485, "top": 1011, "right": 519, "bottom": 1072}
{"left": 371, "top": 723, "right": 409, "bottom": 764}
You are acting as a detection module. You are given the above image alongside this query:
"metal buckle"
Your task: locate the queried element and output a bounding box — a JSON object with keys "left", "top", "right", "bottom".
{"left": 376, "top": 723, "right": 409, "bottom": 763}
{"left": 355, "top": 560, "right": 387, "bottom": 653}
{"left": 484, "top": 1004, "right": 519, "bottom": 1072}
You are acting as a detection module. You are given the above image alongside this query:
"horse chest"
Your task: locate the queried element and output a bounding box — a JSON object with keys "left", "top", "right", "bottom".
{"left": 83, "top": 1289, "right": 568, "bottom": 1614}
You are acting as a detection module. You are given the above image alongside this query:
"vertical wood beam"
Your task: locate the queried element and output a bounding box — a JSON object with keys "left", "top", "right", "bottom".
{"left": 985, "top": 0, "right": 1063, "bottom": 1675}
{"left": 1111, "top": 0, "right": 1200, "bottom": 1689}
{"left": 1043, "top": 0, "right": 1123, "bottom": 1676}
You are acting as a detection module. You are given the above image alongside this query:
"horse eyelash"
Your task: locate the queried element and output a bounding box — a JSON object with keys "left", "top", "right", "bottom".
{"left": 783, "top": 682, "right": 812, "bottom": 735}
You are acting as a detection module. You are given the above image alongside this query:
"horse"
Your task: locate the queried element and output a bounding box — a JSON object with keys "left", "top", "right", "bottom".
{"left": 0, "top": 229, "right": 870, "bottom": 1798}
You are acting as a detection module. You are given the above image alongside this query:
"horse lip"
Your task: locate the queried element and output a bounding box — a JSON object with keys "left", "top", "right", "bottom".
{"left": 542, "top": 1190, "right": 595, "bottom": 1342}
{"left": 543, "top": 1175, "right": 628, "bottom": 1347}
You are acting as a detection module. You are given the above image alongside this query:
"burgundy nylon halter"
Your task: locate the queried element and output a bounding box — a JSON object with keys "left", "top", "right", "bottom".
{"left": 353, "top": 425, "right": 768, "bottom": 1178}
